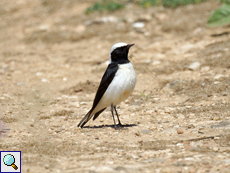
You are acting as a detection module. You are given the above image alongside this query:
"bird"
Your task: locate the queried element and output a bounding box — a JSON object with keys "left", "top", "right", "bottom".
{"left": 77, "top": 42, "right": 137, "bottom": 128}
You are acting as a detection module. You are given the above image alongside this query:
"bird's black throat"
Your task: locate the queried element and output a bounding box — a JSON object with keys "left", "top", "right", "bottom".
{"left": 110, "top": 45, "right": 132, "bottom": 63}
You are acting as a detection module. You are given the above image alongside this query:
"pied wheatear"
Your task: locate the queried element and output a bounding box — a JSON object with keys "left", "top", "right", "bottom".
{"left": 78, "top": 42, "right": 136, "bottom": 128}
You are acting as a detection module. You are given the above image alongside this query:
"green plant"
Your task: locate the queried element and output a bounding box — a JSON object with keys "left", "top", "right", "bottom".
{"left": 139, "top": 0, "right": 206, "bottom": 8}
{"left": 85, "top": 0, "right": 210, "bottom": 14}
{"left": 139, "top": 0, "right": 161, "bottom": 7}
{"left": 139, "top": 90, "right": 151, "bottom": 99}
{"left": 162, "top": 0, "right": 206, "bottom": 7}
{"left": 219, "top": 0, "right": 230, "bottom": 4}
{"left": 208, "top": 4, "right": 230, "bottom": 27}
{"left": 85, "top": 1, "right": 124, "bottom": 14}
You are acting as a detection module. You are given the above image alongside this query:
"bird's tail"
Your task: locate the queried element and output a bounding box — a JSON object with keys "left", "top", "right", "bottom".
{"left": 77, "top": 110, "right": 93, "bottom": 128}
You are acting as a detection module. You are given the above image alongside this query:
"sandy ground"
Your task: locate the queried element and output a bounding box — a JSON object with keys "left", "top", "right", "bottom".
{"left": 0, "top": 0, "right": 230, "bottom": 172}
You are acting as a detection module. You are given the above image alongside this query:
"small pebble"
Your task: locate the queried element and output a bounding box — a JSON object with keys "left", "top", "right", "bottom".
{"left": 177, "top": 129, "right": 184, "bottom": 134}
{"left": 17, "top": 82, "right": 25, "bottom": 86}
{"left": 178, "top": 114, "right": 185, "bottom": 119}
{"left": 213, "top": 147, "right": 219, "bottom": 152}
{"left": 187, "top": 124, "right": 195, "bottom": 129}
{"left": 176, "top": 143, "right": 183, "bottom": 146}
{"left": 201, "top": 66, "right": 210, "bottom": 72}
{"left": 125, "top": 100, "right": 129, "bottom": 104}
{"left": 132, "top": 22, "right": 145, "bottom": 28}
{"left": 153, "top": 98, "right": 159, "bottom": 101}
{"left": 141, "top": 129, "right": 150, "bottom": 134}
{"left": 222, "top": 92, "right": 227, "bottom": 96}
{"left": 214, "top": 74, "right": 225, "bottom": 79}
{"left": 164, "top": 107, "right": 175, "bottom": 113}
{"left": 36, "top": 72, "right": 43, "bottom": 76}
{"left": 214, "top": 137, "right": 220, "bottom": 140}
{"left": 130, "top": 102, "right": 141, "bottom": 106}
{"left": 189, "top": 62, "right": 200, "bottom": 71}
{"left": 44, "top": 164, "right": 49, "bottom": 169}
{"left": 41, "top": 78, "right": 47, "bottom": 82}
{"left": 75, "top": 24, "right": 86, "bottom": 33}
{"left": 190, "top": 147, "right": 201, "bottom": 151}
{"left": 214, "top": 117, "right": 221, "bottom": 121}
{"left": 39, "top": 24, "right": 50, "bottom": 31}
{"left": 130, "top": 154, "right": 139, "bottom": 159}
{"left": 214, "top": 81, "right": 221, "bottom": 84}
{"left": 80, "top": 102, "right": 88, "bottom": 105}
{"left": 152, "top": 60, "right": 161, "bottom": 66}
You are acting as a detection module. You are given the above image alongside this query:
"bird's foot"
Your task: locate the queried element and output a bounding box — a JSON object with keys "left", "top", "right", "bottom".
{"left": 114, "top": 123, "right": 123, "bottom": 130}
{"left": 118, "top": 122, "right": 123, "bottom": 127}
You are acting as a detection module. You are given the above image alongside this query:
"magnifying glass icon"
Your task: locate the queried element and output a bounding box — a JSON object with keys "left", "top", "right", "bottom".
{"left": 3, "top": 154, "right": 18, "bottom": 170}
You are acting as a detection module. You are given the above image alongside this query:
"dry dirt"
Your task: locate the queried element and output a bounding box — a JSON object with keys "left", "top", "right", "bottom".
{"left": 1, "top": 0, "right": 230, "bottom": 172}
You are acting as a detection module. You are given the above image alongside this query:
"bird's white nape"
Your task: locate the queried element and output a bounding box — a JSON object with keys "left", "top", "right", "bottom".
{"left": 109, "top": 42, "right": 128, "bottom": 64}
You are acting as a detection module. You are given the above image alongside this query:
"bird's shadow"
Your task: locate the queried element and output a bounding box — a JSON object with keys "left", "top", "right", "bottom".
{"left": 83, "top": 124, "right": 137, "bottom": 129}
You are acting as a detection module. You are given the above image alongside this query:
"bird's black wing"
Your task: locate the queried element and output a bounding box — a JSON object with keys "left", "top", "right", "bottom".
{"left": 92, "top": 62, "right": 118, "bottom": 111}
{"left": 93, "top": 108, "right": 106, "bottom": 120}
{"left": 77, "top": 63, "right": 118, "bottom": 128}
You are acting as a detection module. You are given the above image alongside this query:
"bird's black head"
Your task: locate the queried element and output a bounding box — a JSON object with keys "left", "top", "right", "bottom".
{"left": 109, "top": 43, "right": 134, "bottom": 64}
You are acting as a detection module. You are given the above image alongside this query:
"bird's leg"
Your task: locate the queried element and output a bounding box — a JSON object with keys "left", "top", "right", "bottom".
{"left": 111, "top": 103, "right": 117, "bottom": 128}
{"left": 114, "top": 106, "right": 122, "bottom": 126}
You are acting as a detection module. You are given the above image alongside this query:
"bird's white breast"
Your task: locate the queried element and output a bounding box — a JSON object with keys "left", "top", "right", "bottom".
{"left": 92, "top": 62, "right": 136, "bottom": 114}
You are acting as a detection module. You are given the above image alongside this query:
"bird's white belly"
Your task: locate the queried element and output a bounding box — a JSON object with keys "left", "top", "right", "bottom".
{"left": 92, "top": 62, "right": 136, "bottom": 114}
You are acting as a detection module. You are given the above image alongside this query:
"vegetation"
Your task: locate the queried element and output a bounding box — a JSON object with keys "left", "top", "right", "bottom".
{"left": 85, "top": 0, "right": 208, "bottom": 14}
{"left": 85, "top": 0, "right": 230, "bottom": 27}
{"left": 220, "top": 0, "right": 230, "bottom": 4}
{"left": 208, "top": 4, "right": 230, "bottom": 27}
{"left": 139, "top": 0, "right": 206, "bottom": 8}
{"left": 85, "top": 1, "right": 125, "bottom": 14}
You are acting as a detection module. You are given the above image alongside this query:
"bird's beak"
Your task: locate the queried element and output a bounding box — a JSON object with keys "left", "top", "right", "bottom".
{"left": 127, "top": 44, "right": 135, "bottom": 49}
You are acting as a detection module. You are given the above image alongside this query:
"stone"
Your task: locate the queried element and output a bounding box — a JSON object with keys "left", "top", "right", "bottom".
{"left": 17, "top": 82, "right": 25, "bottom": 85}
{"left": 214, "top": 117, "right": 221, "bottom": 121}
{"left": 132, "top": 22, "right": 145, "bottom": 28}
{"left": 80, "top": 102, "right": 88, "bottom": 105}
{"left": 41, "top": 78, "right": 47, "bottom": 82}
{"left": 187, "top": 124, "right": 195, "bottom": 129}
{"left": 125, "top": 100, "right": 130, "bottom": 104}
{"left": 130, "top": 102, "right": 141, "bottom": 106}
{"left": 75, "top": 25, "right": 86, "bottom": 33}
{"left": 213, "top": 147, "right": 219, "bottom": 152}
{"left": 85, "top": 16, "right": 118, "bottom": 26}
{"left": 39, "top": 24, "right": 50, "bottom": 31}
{"left": 222, "top": 92, "right": 227, "bottom": 96}
{"left": 152, "top": 60, "right": 161, "bottom": 66}
{"left": 211, "top": 121, "right": 230, "bottom": 128}
{"left": 44, "top": 164, "right": 49, "bottom": 169}
{"left": 214, "top": 74, "right": 225, "bottom": 79}
{"left": 189, "top": 62, "right": 200, "bottom": 71}
{"left": 164, "top": 107, "right": 175, "bottom": 114}
{"left": 177, "top": 129, "right": 183, "bottom": 134}
{"left": 180, "top": 44, "right": 195, "bottom": 53}
{"left": 139, "top": 14, "right": 152, "bottom": 21}
{"left": 178, "top": 114, "right": 185, "bottom": 119}
{"left": 141, "top": 129, "right": 150, "bottom": 134}
{"left": 201, "top": 66, "right": 210, "bottom": 72}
